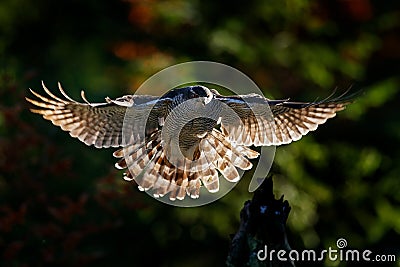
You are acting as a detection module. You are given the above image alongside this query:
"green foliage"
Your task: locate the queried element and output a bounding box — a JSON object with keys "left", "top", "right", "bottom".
{"left": 1, "top": 0, "right": 399, "bottom": 266}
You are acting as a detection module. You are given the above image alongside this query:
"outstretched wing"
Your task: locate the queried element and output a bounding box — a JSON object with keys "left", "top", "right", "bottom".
{"left": 26, "top": 82, "right": 160, "bottom": 148}
{"left": 215, "top": 90, "right": 355, "bottom": 146}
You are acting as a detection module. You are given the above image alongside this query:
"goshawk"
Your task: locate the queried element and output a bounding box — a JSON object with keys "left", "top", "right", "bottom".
{"left": 26, "top": 82, "right": 354, "bottom": 200}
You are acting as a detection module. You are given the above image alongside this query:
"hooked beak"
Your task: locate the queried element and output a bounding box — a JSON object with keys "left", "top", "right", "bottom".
{"left": 201, "top": 87, "right": 213, "bottom": 105}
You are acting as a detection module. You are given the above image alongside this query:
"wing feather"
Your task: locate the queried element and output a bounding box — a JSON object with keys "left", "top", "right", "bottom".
{"left": 216, "top": 90, "right": 355, "bottom": 146}
{"left": 26, "top": 82, "right": 159, "bottom": 148}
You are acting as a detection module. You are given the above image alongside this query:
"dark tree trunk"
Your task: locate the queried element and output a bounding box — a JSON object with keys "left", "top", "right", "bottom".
{"left": 227, "top": 176, "right": 295, "bottom": 267}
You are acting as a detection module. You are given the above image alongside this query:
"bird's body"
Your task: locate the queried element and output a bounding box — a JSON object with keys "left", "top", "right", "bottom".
{"left": 26, "top": 82, "right": 354, "bottom": 200}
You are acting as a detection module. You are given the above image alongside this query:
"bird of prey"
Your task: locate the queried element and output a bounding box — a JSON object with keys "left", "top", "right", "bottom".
{"left": 26, "top": 82, "right": 354, "bottom": 200}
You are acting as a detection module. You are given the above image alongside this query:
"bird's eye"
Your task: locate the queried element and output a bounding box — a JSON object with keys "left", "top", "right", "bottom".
{"left": 189, "top": 89, "right": 199, "bottom": 98}
{"left": 191, "top": 86, "right": 209, "bottom": 97}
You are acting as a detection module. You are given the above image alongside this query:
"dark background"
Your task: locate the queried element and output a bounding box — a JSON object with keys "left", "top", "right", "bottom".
{"left": 1, "top": 0, "right": 399, "bottom": 266}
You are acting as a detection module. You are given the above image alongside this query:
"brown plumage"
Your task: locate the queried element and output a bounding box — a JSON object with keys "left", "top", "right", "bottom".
{"left": 26, "top": 82, "right": 355, "bottom": 200}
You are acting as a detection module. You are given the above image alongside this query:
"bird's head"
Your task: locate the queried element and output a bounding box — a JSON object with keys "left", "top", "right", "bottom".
{"left": 162, "top": 85, "right": 214, "bottom": 107}
{"left": 188, "top": 85, "right": 213, "bottom": 105}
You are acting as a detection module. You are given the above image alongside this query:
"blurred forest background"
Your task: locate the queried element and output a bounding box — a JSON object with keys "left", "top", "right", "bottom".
{"left": 1, "top": 0, "right": 399, "bottom": 266}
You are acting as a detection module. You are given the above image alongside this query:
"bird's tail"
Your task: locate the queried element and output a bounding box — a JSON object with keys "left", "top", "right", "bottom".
{"left": 113, "top": 129, "right": 259, "bottom": 200}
